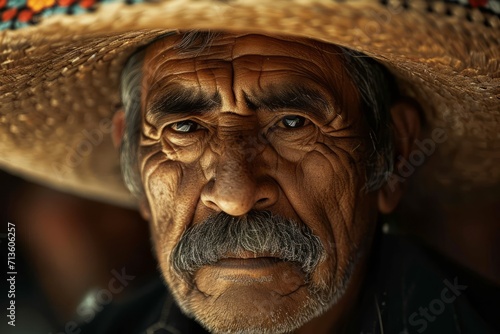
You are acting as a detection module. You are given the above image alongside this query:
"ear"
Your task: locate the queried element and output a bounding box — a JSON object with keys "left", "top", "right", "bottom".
{"left": 138, "top": 198, "right": 152, "bottom": 221}
{"left": 111, "top": 110, "right": 126, "bottom": 149}
{"left": 378, "top": 98, "right": 421, "bottom": 214}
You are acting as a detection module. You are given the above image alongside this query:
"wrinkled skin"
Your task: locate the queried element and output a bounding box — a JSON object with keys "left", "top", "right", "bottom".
{"left": 113, "top": 33, "right": 418, "bottom": 334}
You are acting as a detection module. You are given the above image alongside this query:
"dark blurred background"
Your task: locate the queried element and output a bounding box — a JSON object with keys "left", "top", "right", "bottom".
{"left": 0, "top": 170, "right": 157, "bottom": 334}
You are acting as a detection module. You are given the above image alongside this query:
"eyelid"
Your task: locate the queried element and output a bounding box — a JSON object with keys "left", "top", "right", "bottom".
{"left": 271, "top": 109, "right": 322, "bottom": 121}
{"left": 167, "top": 118, "right": 204, "bottom": 127}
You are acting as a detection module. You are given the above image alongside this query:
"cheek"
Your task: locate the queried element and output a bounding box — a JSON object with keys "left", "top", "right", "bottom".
{"left": 140, "top": 147, "right": 205, "bottom": 260}
{"left": 266, "top": 126, "right": 320, "bottom": 161}
{"left": 143, "top": 117, "right": 210, "bottom": 164}
{"left": 303, "top": 140, "right": 366, "bottom": 195}
{"left": 302, "top": 146, "right": 376, "bottom": 284}
{"left": 281, "top": 135, "right": 367, "bottom": 214}
{"left": 139, "top": 129, "right": 207, "bottom": 228}
{"left": 297, "top": 143, "right": 365, "bottom": 229}
{"left": 274, "top": 138, "right": 374, "bottom": 266}
{"left": 139, "top": 141, "right": 178, "bottom": 223}
{"left": 146, "top": 163, "right": 207, "bottom": 284}
{"left": 161, "top": 131, "right": 210, "bottom": 164}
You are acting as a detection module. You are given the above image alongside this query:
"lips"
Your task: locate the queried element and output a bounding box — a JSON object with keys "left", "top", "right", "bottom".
{"left": 195, "top": 256, "right": 307, "bottom": 296}
{"left": 215, "top": 257, "right": 282, "bottom": 269}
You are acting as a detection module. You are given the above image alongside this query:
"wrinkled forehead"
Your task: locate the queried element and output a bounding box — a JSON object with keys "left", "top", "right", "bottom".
{"left": 141, "top": 33, "right": 359, "bottom": 112}
{"left": 144, "top": 32, "right": 341, "bottom": 61}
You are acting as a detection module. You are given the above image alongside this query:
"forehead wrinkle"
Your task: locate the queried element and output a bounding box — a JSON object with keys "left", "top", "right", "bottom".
{"left": 145, "top": 33, "right": 343, "bottom": 72}
{"left": 232, "top": 57, "right": 336, "bottom": 92}
{"left": 257, "top": 55, "right": 265, "bottom": 95}
{"left": 142, "top": 44, "right": 188, "bottom": 89}
{"left": 144, "top": 58, "right": 218, "bottom": 95}
{"left": 148, "top": 57, "right": 232, "bottom": 96}
{"left": 144, "top": 33, "right": 355, "bottom": 123}
{"left": 232, "top": 55, "right": 344, "bottom": 107}
{"left": 230, "top": 34, "right": 333, "bottom": 59}
{"left": 222, "top": 41, "right": 237, "bottom": 111}
{"left": 193, "top": 55, "right": 202, "bottom": 92}
{"left": 232, "top": 53, "right": 332, "bottom": 72}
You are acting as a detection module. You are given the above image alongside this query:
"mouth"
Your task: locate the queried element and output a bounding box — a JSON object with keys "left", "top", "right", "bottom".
{"left": 214, "top": 257, "right": 283, "bottom": 269}
{"left": 195, "top": 255, "right": 307, "bottom": 296}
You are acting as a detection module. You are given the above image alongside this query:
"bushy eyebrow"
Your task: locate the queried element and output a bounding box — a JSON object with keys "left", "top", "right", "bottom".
{"left": 147, "top": 85, "right": 222, "bottom": 122}
{"left": 244, "top": 85, "right": 335, "bottom": 121}
{"left": 146, "top": 84, "right": 335, "bottom": 123}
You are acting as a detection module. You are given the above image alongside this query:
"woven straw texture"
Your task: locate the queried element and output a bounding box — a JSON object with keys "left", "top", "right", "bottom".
{"left": 0, "top": 0, "right": 499, "bottom": 206}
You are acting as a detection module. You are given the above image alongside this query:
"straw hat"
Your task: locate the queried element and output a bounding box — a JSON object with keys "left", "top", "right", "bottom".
{"left": 0, "top": 0, "right": 499, "bottom": 207}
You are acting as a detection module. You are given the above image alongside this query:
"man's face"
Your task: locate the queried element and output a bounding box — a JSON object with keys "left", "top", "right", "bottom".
{"left": 138, "top": 33, "right": 379, "bottom": 333}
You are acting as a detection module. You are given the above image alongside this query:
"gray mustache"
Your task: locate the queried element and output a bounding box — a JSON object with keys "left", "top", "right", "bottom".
{"left": 171, "top": 210, "right": 324, "bottom": 278}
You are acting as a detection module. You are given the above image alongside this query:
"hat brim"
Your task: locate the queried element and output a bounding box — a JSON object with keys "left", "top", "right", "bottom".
{"left": 1, "top": 0, "right": 499, "bottom": 207}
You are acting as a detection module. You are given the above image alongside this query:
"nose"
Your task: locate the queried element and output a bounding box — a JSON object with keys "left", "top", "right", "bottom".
{"left": 201, "top": 144, "right": 279, "bottom": 216}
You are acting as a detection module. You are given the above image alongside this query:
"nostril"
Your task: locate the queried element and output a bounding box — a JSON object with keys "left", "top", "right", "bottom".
{"left": 256, "top": 198, "right": 268, "bottom": 204}
{"left": 254, "top": 198, "right": 271, "bottom": 209}
{"left": 204, "top": 199, "right": 220, "bottom": 212}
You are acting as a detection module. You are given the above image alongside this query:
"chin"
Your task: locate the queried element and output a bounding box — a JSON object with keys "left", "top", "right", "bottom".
{"left": 168, "top": 258, "right": 357, "bottom": 334}
{"left": 184, "top": 285, "right": 331, "bottom": 334}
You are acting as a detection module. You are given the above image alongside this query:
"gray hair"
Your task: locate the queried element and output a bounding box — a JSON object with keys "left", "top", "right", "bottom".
{"left": 343, "top": 50, "right": 397, "bottom": 190}
{"left": 171, "top": 210, "right": 323, "bottom": 281}
{"left": 120, "top": 49, "right": 145, "bottom": 197}
{"left": 119, "top": 32, "right": 397, "bottom": 197}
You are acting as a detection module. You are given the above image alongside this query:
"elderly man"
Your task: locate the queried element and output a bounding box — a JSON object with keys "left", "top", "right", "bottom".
{"left": 107, "top": 31, "right": 420, "bottom": 333}
{"left": 0, "top": 0, "right": 499, "bottom": 333}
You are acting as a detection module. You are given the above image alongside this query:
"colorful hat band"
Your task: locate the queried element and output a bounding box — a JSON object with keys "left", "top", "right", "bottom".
{"left": 0, "top": 0, "right": 499, "bottom": 31}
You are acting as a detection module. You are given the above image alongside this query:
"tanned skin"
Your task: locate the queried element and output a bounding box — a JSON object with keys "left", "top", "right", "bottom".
{"left": 113, "top": 33, "right": 420, "bottom": 334}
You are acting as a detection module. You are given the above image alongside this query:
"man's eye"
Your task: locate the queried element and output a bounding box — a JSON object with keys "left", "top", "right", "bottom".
{"left": 170, "top": 120, "right": 201, "bottom": 133}
{"left": 280, "top": 115, "right": 307, "bottom": 129}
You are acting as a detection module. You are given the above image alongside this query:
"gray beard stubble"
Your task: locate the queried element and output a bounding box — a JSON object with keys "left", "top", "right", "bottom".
{"left": 171, "top": 210, "right": 324, "bottom": 280}
{"left": 168, "top": 210, "right": 361, "bottom": 334}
